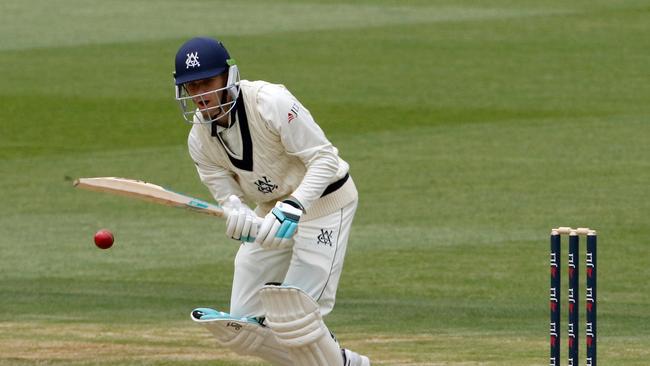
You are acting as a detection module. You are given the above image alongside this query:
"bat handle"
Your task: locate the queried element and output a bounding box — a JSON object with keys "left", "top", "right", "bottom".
{"left": 221, "top": 206, "right": 232, "bottom": 217}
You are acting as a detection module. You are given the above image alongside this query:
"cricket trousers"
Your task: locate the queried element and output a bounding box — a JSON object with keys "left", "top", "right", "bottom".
{"left": 229, "top": 198, "right": 358, "bottom": 318}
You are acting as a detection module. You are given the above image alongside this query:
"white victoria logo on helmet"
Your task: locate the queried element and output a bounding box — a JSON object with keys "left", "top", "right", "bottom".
{"left": 185, "top": 52, "right": 200, "bottom": 69}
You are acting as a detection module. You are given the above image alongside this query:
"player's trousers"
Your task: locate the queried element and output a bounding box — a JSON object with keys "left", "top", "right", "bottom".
{"left": 230, "top": 199, "right": 358, "bottom": 318}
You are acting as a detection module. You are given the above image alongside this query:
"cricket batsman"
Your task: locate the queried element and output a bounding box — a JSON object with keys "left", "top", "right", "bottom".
{"left": 173, "top": 37, "right": 370, "bottom": 365}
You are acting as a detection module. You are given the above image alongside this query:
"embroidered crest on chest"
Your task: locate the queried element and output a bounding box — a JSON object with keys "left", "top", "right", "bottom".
{"left": 255, "top": 176, "right": 278, "bottom": 194}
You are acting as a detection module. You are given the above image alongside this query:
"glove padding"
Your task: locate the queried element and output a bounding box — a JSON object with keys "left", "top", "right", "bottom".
{"left": 255, "top": 200, "right": 303, "bottom": 249}
{"left": 224, "top": 195, "right": 259, "bottom": 242}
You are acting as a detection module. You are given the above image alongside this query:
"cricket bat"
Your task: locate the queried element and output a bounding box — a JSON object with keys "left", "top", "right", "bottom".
{"left": 73, "top": 177, "right": 229, "bottom": 217}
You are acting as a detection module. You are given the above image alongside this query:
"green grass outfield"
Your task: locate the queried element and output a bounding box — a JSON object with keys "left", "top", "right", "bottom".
{"left": 1, "top": 1, "right": 650, "bottom": 364}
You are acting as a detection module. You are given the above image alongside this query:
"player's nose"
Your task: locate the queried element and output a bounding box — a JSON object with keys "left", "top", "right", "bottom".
{"left": 195, "top": 97, "right": 212, "bottom": 108}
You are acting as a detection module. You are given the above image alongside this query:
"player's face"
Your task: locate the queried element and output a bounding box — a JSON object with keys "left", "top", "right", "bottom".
{"left": 183, "top": 74, "right": 228, "bottom": 121}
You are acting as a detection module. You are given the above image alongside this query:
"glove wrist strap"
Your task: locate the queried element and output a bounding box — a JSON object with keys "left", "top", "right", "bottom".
{"left": 282, "top": 197, "right": 305, "bottom": 213}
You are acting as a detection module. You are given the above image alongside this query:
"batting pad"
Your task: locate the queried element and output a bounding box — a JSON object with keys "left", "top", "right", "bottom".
{"left": 259, "top": 285, "right": 343, "bottom": 366}
{"left": 191, "top": 307, "right": 292, "bottom": 366}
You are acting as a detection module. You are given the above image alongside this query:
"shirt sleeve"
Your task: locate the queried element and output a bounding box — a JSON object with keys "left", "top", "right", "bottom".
{"left": 256, "top": 84, "right": 340, "bottom": 211}
{"left": 188, "top": 127, "right": 245, "bottom": 205}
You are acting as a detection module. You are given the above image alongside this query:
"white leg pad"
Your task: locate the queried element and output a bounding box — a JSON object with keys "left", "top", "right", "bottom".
{"left": 259, "top": 285, "right": 343, "bottom": 366}
{"left": 191, "top": 308, "right": 292, "bottom": 366}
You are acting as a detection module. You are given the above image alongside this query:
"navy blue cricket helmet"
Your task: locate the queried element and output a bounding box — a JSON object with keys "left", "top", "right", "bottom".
{"left": 173, "top": 37, "right": 240, "bottom": 124}
{"left": 174, "top": 37, "right": 231, "bottom": 85}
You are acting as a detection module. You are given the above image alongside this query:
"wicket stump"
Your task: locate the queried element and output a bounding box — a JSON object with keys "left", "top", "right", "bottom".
{"left": 549, "top": 227, "right": 597, "bottom": 366}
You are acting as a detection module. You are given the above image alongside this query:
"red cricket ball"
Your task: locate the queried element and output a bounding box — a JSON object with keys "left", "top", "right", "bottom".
{"left": 94, "top": 229, "right": 114, "bottom": 249}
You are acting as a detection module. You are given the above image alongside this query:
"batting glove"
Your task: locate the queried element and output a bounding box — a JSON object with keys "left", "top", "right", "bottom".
{"left": 224, "top": 195, "right": 260, "bottom": 243}
{"left": 255, "top": 200, "right": 303, "bottom": 249}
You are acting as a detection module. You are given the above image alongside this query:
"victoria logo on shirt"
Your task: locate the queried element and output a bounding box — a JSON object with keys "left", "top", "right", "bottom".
{"left": 255, "top": 176, "right": 278, "bottom": 194}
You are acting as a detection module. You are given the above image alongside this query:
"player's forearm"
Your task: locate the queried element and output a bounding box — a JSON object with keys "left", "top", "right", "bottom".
{"left": 199, "top": 170, "right": 245, "bottom": 205}
{"left": 290, "top": 147, "right": 339, "bottom": 211}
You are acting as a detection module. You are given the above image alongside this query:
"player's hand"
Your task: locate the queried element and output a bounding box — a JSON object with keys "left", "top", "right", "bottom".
{"left": 255, "top": 200, "right": 303, "bottom": 249}
{"left": 224, "top": 195, "right": 259, "bottom": 243}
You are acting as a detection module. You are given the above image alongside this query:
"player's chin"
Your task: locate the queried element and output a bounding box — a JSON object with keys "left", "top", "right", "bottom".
{"left": 202, "top": 110, "right": 223, "bottom": 122}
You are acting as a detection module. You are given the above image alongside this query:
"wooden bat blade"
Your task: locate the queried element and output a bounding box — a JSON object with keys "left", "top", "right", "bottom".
{"left": 73, "top": 177, "right": 227, "bottom": 217}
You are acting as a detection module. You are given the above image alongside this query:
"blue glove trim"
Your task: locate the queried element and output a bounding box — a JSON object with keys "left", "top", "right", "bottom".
{"left": 276, "top": 221, "right": 289, "bottom": 239}
{"left": 271, "top": 205, "right": 300, "bottom": 239}
{"left": 284, "top": 222, "right": 298, "bottom": 238}
{"left": 272, "top": 207, "right": 286, "bottom": 222}
{"left": 276, "top": 221, "right": 298, "bottom": 239}
{"left": 272, "top": 207, "right": 301, "bottom": 223}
